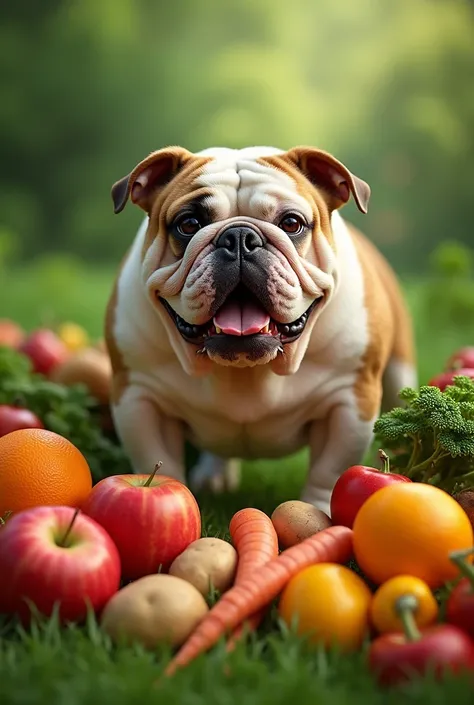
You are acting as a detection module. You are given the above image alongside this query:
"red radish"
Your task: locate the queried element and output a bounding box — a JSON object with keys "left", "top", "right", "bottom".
{"left": 428, "top": 368, "right": 474, "bottom": 391}
{"left": 81, "top": 463, "right": 201, "bottom": 580}
{"left": 369, "top": 594, "right": 474, "bottom": 686}
{"left": 19, "top": 329, "right": 70, "bottom": 376}
{"left": 446, "top": 347, "right": 474, "bottom": 371}
{"left": 0, "top": 405, "right": 44, "bottom": 438}
{"left": 330, "top": 450, "right": 411, "bottom": 528}
{"left": 0, "top": 505, "right": 121, "bottom": 625}
{"left": 446, "top": 547, "right": 474, "bottom": 639}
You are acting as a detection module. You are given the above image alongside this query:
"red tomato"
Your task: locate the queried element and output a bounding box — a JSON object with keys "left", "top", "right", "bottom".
{"left": 19, "top": 329, "right": 69, "bottom": 377}
{"left": 446, "top": 347, "right": 474, "bottom": 371}
{"left": 446, "top": 578, "right": 474, "bottom": 639}
{"left": 445, "top": 547, "right": 474, "bottom": 639}
{"left": 330, "top": 457, "right": 411, "bottom": 528}
{"left": 428, "top": 368, "right": 474, "bottom": 391}
{"left": 369, "top": 624, "right": 474, "bottom": 686}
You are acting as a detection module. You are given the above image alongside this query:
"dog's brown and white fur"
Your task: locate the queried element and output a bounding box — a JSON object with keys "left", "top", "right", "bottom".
{"left": 105, "top": 145, "right": 416, "bottom": 514}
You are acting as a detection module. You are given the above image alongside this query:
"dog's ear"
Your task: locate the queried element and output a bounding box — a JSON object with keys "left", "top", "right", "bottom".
{"left": 111, "top": 146, "right": 193, "bottom": 214}
{"left": 285, "top": 147, "right": 371, "bottom": 214}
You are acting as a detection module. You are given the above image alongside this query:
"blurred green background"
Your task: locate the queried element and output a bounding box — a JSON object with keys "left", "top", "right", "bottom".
{"left": 1, "top": 0, "right": 474, "bottom": 384}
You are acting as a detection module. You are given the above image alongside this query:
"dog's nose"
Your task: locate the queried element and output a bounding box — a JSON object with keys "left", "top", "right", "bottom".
{"left": 216, "top": 226, "right": 264, "bottom": 258}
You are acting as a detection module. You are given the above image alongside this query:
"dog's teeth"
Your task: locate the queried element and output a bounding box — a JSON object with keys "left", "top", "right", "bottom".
{"left": 277, "top": 346, "right": 284, "bottom": 354}
{"left": 215, "top": 325, "right": 222, "bottom": 334}
{"left": 261, "top": 324, "right": 269, "bottom": 334}
{"left": 196, "top": 347, "right": 206, "bottom": 355}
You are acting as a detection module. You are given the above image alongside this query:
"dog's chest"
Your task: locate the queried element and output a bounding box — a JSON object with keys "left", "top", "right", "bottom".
{"left": 142, "top": 360, "right": 359, "bottom": 458}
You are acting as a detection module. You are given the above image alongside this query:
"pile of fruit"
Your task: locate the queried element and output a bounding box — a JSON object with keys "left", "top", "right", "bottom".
{"left": 0, "top": 317, "right": 112, "bottom": 406}
{"left": 2, "top": 324, "right": 474, "bottom": 689}
{"left": 1, "top": 426, "right": 474, "bottom": 688}
{"left": 0, "top": 319, "right": 130, "bottom": 481}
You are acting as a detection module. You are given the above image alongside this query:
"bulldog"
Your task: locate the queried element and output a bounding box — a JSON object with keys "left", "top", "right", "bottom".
{"left": 105, "top": 145, "right": 416, "bottom": 514}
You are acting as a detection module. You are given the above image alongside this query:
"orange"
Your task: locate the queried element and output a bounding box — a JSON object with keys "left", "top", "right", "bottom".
{"left": 278, "top": 563, "right": 372, "bottom": 652}
{"left": 353, "top": 483, "right": 474, "bottom": 589}
{"left": 0, "top": 428, "right": 92, "bottom": 517}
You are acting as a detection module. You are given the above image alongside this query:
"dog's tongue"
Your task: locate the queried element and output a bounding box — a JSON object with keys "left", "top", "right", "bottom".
{"left": 214, "top": 298, "right": 270, "bottom": 336}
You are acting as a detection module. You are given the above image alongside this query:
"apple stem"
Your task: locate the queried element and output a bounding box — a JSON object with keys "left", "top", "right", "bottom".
{"left": 449, "top": 547, "right": 474, "bottom": 591}
{"left": 378, "top": 449, "right": 391, "bottom": 474}
{"left": 395, "top": 594, "right": 421, "bottom": 642}
{"left": 0, "top": 510, "right": 12, "bottom": 526}
{"left": 143, "top": 461, "right": 163, "bottom": 488}
{"left": 58, "top": 508, "right": 80, "bottom": 547}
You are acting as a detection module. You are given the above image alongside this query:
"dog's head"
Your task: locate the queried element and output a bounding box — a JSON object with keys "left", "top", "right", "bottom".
{"left": 111, "top": 145, "right": 370, "bottom": 376}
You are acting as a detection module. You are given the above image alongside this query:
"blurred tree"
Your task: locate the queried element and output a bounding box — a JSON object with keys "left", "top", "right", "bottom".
{"left": 0, "top": 0, "right": 472, "bottom": 272}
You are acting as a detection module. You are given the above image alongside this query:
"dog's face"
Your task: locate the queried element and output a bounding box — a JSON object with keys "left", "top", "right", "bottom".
{"left": 112, "top": 146, "right": 370, "bottom": 376}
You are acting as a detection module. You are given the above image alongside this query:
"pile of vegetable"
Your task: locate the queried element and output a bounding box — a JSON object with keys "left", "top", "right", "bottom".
{"left": 374, "top": 377, "right": 474, "bottom": 493}
{"left": 3, "top": 325, "right": 474, "bottom": 688}
{"left": 0, "top": 335, "right": 130, "bottom": 482}
{"left": 373, "top": 346, "right": 474, "bottom": 522}
{"left": 2, "top": 465, "right": 474, "bottom": 689}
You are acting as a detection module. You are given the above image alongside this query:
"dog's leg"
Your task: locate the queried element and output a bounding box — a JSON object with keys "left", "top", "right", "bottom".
{"left": 301, "top": 403, "right": 376, "bottom": 516}
{"left": 110, "top": 384, "right": 186, "bottom": 482}
{"left": 189, "top": 452, "right": 242, "bottom": 494}
{"left": 381, "top": 357, "right": 418, "bottom": 412}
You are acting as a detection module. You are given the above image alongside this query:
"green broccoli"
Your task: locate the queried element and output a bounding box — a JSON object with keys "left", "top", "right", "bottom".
{"left": 374, "top": 375, "right": 474, "bottom": 493}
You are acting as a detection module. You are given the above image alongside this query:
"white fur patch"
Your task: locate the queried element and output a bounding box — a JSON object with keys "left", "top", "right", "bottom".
{"left": 196, "top": 146, "right": 314, "bottom": 225}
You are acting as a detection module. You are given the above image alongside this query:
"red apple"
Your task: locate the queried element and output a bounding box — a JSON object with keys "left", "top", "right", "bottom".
{"left": 446, "top": 347, "right": 474, "bottom": 371}
{"left": 81, "top": 465, "right": 201, "bottom": 580}
{"left": 0, "top": 505, "right": 121, "bottom": 624}
{"left": 428, "top": 368, "right": 474, "bottom": 392}
{"left": 330, "top": 451, "right": 411, "bottom": 528}
{"left": 0, "top": 405, "right": 44, "bottom": 438}
{"left": 0, "top": 319, "right": 25, "bottom": 348}
{"left": 19, "top": 328, "right": 70, "bottom": 376}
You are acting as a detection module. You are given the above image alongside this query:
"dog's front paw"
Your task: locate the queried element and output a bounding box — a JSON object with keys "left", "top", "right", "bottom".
{"left": 189, "top": 453, "right": 241, "bottom": 494}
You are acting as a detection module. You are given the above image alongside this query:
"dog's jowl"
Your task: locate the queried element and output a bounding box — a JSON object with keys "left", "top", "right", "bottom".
{"left": 105, "top": 145, "right": 416, "bottom": 514}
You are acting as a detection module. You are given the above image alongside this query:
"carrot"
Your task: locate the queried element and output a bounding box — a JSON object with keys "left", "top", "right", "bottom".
{"left": 225, "top": 508, "right": 279, "bottom": 650}
{"left": 230, "top": 508, "right": 279, "bottom": 583}
{"left": 164, "top": 524, "right": 353, "bottom": 676}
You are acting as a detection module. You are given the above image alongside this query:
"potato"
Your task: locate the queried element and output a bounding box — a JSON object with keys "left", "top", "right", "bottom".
{"left": 271, "top": 500, "right": 332, "bottom": 548}
{"left": 51, "top": 347, "right": 112, "bottom": 404}
{"left": 100, "top": 574, "right": 208, "bottom": 649}
{"left": 169, "top": 537, "right": 237, "bottom": 596}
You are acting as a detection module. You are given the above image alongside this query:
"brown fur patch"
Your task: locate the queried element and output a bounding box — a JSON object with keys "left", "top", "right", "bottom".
{"left": 104, "top": 249, "right": 131, "bottom": 405}
{"left": 141, "top": 157, "right": 213, "bottom": 261}
{"left": 105, "top": 155, "right": 214, "bottom": 405}
{"left": 259, "top": 154, "right": 334, "bottom": 248}
{"left": 349, "top": 223, "right": 415, "bottom": 420}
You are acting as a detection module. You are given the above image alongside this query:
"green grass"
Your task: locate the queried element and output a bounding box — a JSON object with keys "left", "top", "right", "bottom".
{"left": 1, "top": 462, "right": 473, "bottom": 705}
{"left": 2, "top": 473, "right": 474, "bottom": 705}
{"left": 2, "top": 260, "right": 474, "bottom": 704}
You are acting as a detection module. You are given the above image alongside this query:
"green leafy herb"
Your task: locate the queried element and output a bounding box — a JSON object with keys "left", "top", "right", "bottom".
{"left": 374, "top": 375, "right": 474, "bottom": 493}
{"left": 0, "top": 345, "right": 131, "bottom": 482}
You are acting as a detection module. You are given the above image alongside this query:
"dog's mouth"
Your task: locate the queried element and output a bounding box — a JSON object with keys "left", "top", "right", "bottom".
{"left": 159, "top": 285, "right": 323, "bottom": 351}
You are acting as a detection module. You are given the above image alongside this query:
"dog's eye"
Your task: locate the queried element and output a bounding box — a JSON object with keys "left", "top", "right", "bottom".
{"left": 176, "top": 216, "right": 202, "bottom": 237}
{"left": 279, "top": 214, "right": 305, "bottom": 235}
